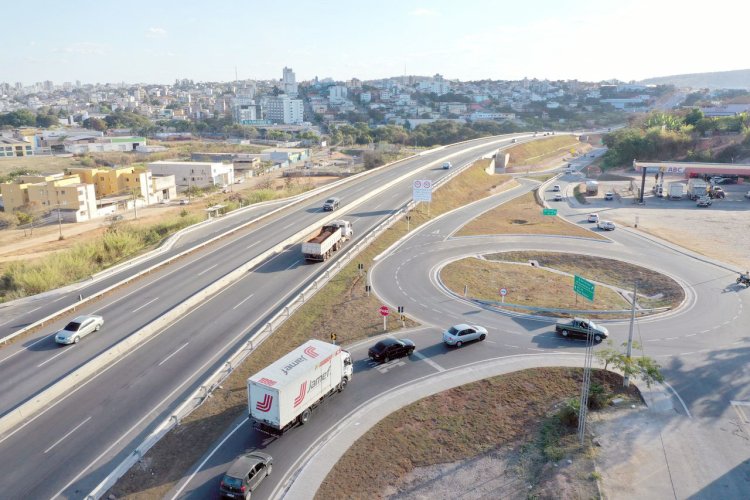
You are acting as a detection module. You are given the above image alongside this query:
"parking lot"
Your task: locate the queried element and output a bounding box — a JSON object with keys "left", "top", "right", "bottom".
{"left": 569, "top": 173, "right": 750, "bottom": 269}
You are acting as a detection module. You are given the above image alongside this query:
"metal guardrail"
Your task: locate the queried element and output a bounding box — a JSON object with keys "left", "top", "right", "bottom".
{"left": 84, "top": 144, "right": 495, "bottom": 499}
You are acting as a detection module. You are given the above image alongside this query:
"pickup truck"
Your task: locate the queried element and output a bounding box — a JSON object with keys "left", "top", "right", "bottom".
{"left": 555, "top": 318, "right": 608, "bottom": 342}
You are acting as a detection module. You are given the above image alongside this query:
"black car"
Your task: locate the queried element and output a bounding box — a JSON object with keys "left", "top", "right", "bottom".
{"left": 368, "top": 338, "right": 415, "bottom": 363}
{"left": 220, "top": 451, "right": 273, "bottom": 499}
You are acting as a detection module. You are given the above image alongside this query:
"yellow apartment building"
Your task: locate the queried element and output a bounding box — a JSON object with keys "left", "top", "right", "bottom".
{"left": 1, "top": 173, "right": 97, "bottom": 221}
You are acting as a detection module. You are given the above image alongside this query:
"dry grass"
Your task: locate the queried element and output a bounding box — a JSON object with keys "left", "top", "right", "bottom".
{"left": 485, "top": 251, "right": 685, "bottom": 310}
{"left": 109, "top": 160, "right": 516, "bottom": 498}
{"left": 456, "top": 191, "right": 606, "bottom": 239}
{"left": 507, "top": 136, "right": 584, "bottom": 168}
{"left": 440, "top": 258, "right": 631, "bottom": 314}
{"left": 0, "top": 155, "right": 82, "bottom": 177}
{"left": 316, "top": 368, "right": 639, "bottom": 499}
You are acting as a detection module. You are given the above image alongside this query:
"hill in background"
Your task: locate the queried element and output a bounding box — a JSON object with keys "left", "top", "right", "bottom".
{"left": 640, "top": 69, "right": 750, "bottom": 90}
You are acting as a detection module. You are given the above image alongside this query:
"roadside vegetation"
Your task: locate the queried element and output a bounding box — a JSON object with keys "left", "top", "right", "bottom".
{"left": 506, "top": 135, "right": 584, "bottom": 170}
{"left": 316, "top": 368, "right": 641, "bottom": 499}
{"left": 602, "top": 109, "right": 750, "bottom": 169}
{"left": 0, "top": 214, "right": 200, "bottom": 301}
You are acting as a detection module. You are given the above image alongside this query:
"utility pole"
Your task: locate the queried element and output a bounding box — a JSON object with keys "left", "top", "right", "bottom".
{"left": 57, "top": 201, "right": 64, "bottom": 240}
{"left": 624, "top": 281, "right": 638, "bottom": 388}
{"left": 577, "top": 323, "right": 594, "bottom": 444}
{"left": 132, "top": 190, "right": 138, "bottom": 219}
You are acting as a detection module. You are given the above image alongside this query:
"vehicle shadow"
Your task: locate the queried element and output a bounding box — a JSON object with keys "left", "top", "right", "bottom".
{"left": 348, "top": 209, "right": 397, "bottom": 218}
{"left": 26, "top": 335, "right": 62, "bottom": 352}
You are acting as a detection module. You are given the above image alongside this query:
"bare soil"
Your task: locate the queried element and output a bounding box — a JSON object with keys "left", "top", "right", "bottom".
{"left": 316, "top": 368, "right": 641, "bottom": 500}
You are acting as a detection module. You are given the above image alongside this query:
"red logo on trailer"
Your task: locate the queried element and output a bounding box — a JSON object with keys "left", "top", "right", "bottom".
{"left": 303, "top": 346, "right": 319, "bottom": 358}
{"left": 293, "top": 382, "right": 307, "bottom": 407}
{"left": 258, "top": 377, "right": 277, "bottom": 387}
{"left": 256, "top": 394, "right": 273, "bottom": 412}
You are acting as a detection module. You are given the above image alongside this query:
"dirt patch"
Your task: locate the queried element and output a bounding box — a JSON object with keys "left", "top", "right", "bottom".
{"left": 456, "top": 191, "right": 606, "bottom": 240}
{"left": 316, "top": 368, "right": 641, "bottom": 500}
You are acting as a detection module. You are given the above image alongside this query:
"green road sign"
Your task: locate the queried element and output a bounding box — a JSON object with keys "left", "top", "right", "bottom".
{"left": 542, "top": 208, "right": 558, "bottom": 216}
{"left": 573, "top": 275, "right": 595, "bottom": 302}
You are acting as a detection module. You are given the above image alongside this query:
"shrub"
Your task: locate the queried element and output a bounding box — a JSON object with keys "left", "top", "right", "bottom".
{"left": 557, "top": 398, "right": 580, "bottom": 428}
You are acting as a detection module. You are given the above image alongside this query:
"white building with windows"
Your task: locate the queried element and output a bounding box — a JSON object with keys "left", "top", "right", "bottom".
{"left": 282, "top": 67, "right": 298, "bottom": 97}
{"left": 148, "top": 161, "right": 234, "bottom": 190}
{"left": 264, "top": 95, "right": 304, "bottom": 124}
{"left": 328, "top": 85, "right": 348, "bottom": 103}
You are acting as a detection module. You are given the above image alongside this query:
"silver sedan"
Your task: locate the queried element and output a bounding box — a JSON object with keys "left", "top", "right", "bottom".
{"left": 443, "top": 324, "right": 488, "bottom": 347}
{"left": 55, "top": 315, "right": 104, "bottom": 345}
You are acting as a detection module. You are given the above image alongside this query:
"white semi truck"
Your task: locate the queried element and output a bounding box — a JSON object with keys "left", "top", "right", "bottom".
{"left": 301, "top": 220, "right": 353, "bottom": 261}
{"left": 687, "top": 179, "right": 708, "bottom": 200}
{"left": 668, "top": 182, "right": 685, "bottom": 199}
{"left": 247, "top": 339, "right": 353, "bottom": 435}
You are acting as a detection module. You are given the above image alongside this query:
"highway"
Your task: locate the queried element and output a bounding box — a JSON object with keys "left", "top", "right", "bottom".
{"left": 167, "top": 167, "right": 750, "bottom": 498}
{"left": 0, "top": 134, "right": 522, "bottom": 498}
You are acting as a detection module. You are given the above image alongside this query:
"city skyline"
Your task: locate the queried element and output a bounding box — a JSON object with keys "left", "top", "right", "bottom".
{"left": 2, "top": 0, "right": 749, "bottom": 85}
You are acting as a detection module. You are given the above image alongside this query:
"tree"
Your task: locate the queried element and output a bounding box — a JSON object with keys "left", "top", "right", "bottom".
{"left": 684, "top": 108, "right": 704, "bottom": 126}
{"left": 595, "top": 340, "right": 664, "bottom": 388}
{"left": 83, "top": 117, "right": 108, "bottom": 131}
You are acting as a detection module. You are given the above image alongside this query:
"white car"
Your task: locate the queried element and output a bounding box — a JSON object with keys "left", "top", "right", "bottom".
{"left": 443, "top": 324, "right": 488, "bottom": 347}
{"left": 587, "top": 213, "right": 599, "bottom": 223}
{"left": 604, "top": 192, "right": 614, "bottom": 200}
{"left": 597, "top": 220, "right": 616, "bottom": 231}
{"left": 553, "top": 193, "right": 563, "bottom": 201}
{"left": 55, "top": 315, "right": 104, "bottom": 345}
{"left": 442, "top": 161, "right": 452, "bottom": 169}
{"left": 552, "top": 184, "right": 561, "bottom": 192}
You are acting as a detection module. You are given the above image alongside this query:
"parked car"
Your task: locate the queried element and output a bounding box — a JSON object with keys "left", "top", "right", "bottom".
{"left": 368, "top": 338, "right": 415, "bottom": 363}
{"left": 552, "top": 184, "right": 561, "bottom": 192}
{"left": 696, "top": 196, "right": 712, "bottom": 207}
{"left": 604, "top": 192, "right": 614, "bottom": 201}
{"left": 555, "top": 318, "right": 608, "bottom": 342}
{"left": 219, "top": 451, "right": 273, "bottom": 499}
{"left": 179, "top": 199, "right": 190, "bottom": 205}
{"left": 443, "top": 324, "right": 488, "bottom": 347}
{"left": 323, "top": 197, "right": 340, "bottom": 211}
{"left": 553, "top": 193, "right": 563, "bottom": 201}
{"left": 442, "top": 161, "right": 452, "bottom": 169}
{"left": 55, "top": 315, "right": 104, "bottom": 345}
{"left": 587, "top": 213, "right": 599, "bottom": 223}
{"left": 597, "top": 220, "right": 615, "bottom": 231}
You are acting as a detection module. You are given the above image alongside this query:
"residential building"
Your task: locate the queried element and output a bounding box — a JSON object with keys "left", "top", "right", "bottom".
{"left": 328, "top": 85, "right": 348, "bottom": 103}
{"left": 148, "top": 160, "right": 234, "bottom": 189}
{"left": 69, "top": 165, "right": 175, "bottom": 203}
{"left": 264, "top": 95, "right": 304, "bottom": 124}
{"left": 282, "top": 67, "right": 298, "bottom": 97}
{"left": 1, "top": 173, "right": 98, "bottom": 221}
{"left": 63, "top": 136, "right": 146, "bottom": 154}
{"left": 0, "top": 137, "right": 34, "bottom": 157}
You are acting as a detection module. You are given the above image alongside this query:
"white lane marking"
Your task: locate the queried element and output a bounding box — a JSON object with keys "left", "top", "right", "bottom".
{"left": 0, "top": 332, "right": 59, "bottom": 365}
{"left": 44, "top": 416, "right": 92, "bottom": 454}
{"left": 53, "top": 296, "right": 68, "bottom": 303}
{"left": 285, "top": 259, "right": 301, "bottom": 270}
{"left": 283, "top": 221, "right": 295, "bottom": 229}
{"left": 232, "top": 294, "right": 255, "bottom": 310}
{"left": 484, "top": 340, "right": 497, "bottom": 344}
{"left": 158, "top": 342, "right": 190, "bottom": 367}
{"left": 197, "top": 264, "right": 218, "bottom": 277}
{"left": 685, "top": 334, "right": 697, "bottom": 337}
{"left": 661, "top": 379, "right": 692, "bottom": 418}
{"left": 245, "top": 241, "right": 260, "bottom": 250}
{"left": 527, "top": 348, "right": 547, "bottom": 352}
{"left": 0, "top": 306, "right": 43, "bottom": 329}
{"left": 411, "top": 350, "right": 445, "bottom": 372}
{"left": 132, "top": 297, "right": 159, "bottom": 313}
{"left": 700, "top": 329, "right": 710, "bottom": 333}
{"left": 504, "top": 344, "right": 519, "bottom": 349}
{"left": 37, "top": 346, "right": 73, "bottom": 368}
{"left": 169, "top": 418, "right": 248, "bottom": 499}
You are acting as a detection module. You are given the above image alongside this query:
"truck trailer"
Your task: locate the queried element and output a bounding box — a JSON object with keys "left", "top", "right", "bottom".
{"left": 301, "top": 220, "right": 353, "bottom": 261}
{"left": 687, "top": 179, "right": 708, "bottom": 200}
{"left": 247, "top": 339, "right": 353, "bottom": 435}
{"left": 667, "top": 182, "right": 684, "bottom": 199}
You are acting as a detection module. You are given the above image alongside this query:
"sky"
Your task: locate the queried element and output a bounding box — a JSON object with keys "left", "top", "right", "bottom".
{"left": 2, "top": 0, "right": 748, "bottom": 86}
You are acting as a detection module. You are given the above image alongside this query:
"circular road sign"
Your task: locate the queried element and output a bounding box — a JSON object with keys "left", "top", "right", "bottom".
{"left": 500, "top": 288, "right": 508, "bottom": 296}
{"left": 413, "top": 180, "right": 422, "bottom": 189}
{"left": 379, "top": 305, "right": 390, "bottom": 316}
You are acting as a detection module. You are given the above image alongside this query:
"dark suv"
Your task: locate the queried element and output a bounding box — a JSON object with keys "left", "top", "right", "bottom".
{"left": 219, "top": 451, "right": 273, "bottom": 499}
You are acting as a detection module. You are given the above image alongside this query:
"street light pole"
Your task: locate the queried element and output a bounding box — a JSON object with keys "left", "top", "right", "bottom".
{"left": 57, "top": 202, "right": 63, "bottom": 240}
{"left": 624, "top": 281, "right": 638, "bottom": 388}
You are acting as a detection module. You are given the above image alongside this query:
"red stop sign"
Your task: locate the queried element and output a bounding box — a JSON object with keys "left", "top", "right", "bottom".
{"left": 379, "top": 305, "right": 390, "bottom": 316}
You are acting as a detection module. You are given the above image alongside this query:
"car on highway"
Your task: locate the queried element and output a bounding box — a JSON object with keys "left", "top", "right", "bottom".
{"left": 604, "top": 192, "right": 614, "bottom": 200}
{"left": 219, "top": 451, "right": 273, "bottom": 499}
{"left": 443, "top": 324, "right": 488, "bottom": 347}
{"left": 323, "top": 197, "right": 340, "bottom": 211}
{"left": 587, "top": 213, "right": 599, "bottom": 223}
{"left": 442, "top": 161, "right": 452, "bottom": 169}
{"left": 55, "top": 315, "right": 104, "bottom": 345}
{"left": 511, "top": 138, "right": 517, "bottom": 143}
{"left": 555, "top": 317, "right": 608, "bottom": 342}
{"left": 597, "top": 220, "right": 615, "bottom": 231}
{"left": 553, "top": 193, "right": 563, "bottom": 201}
{"left": 368, "top": 338, "right": 415, "bottom": 363}
{"left": 552, "top": 184, "right": 561, "bottom": 192}
{"left": 745, "top": 190, "right": 750, "bottom": 199}
{"left": 696, "top": 196, "right": 712, "bottom": 207}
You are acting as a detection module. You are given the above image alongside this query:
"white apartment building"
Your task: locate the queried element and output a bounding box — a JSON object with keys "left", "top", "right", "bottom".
{"left": 282, "top": 67, "right": 298, "bottom": 97}
{"left": 148, "top": 161, "right": 234, "bottom": 189}
{"left": 264, "top": 95, "right": 304, "bottom": 124}
{"left": 328, "top": 85, "right": 348, "bottom": 103}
